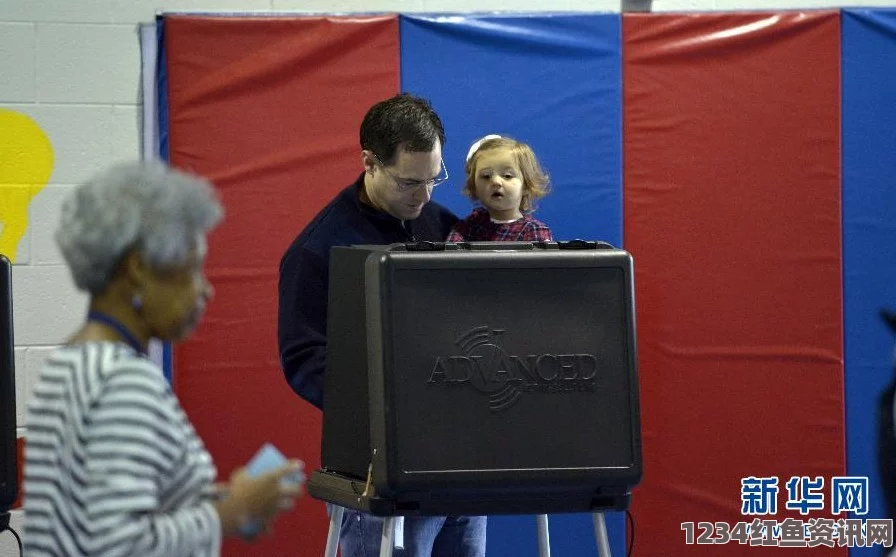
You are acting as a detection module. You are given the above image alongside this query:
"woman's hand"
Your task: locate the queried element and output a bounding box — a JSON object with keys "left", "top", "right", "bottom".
{"left": 214, "top": 460, "right": 304, "bottom": 537}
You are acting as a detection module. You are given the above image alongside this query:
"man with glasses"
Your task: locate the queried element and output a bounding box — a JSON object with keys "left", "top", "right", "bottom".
{"left": 278, "top": 93, "right": 486, "bottom": 556}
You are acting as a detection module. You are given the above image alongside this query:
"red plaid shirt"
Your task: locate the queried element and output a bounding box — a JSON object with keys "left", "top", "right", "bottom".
{"left": 446, "top": 207, "right": 553, "bottom": 242}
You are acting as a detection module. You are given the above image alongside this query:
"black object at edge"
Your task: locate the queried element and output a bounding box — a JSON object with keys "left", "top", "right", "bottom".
{"left": 0, "top": 511, "right": 24, "bottom": 556}
{"left": 0, "top": 254, "right": 18, "bottom": 512}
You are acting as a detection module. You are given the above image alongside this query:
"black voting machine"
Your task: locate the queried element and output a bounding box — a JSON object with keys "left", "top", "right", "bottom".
{"left": 308, "top": 241, "right": 641, "bottom": 517}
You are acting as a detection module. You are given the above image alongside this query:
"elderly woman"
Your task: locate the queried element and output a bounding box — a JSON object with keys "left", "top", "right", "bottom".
{"left": 23, "top": 161, "right": 301, "bottom": 556}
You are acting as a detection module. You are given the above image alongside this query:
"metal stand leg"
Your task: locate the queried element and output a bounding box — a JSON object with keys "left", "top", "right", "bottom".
{"left": 536, "top": 514, "right": 551, "bottom": 557}
{"left": 394, "top": 516, "right": 405, "bottom": 549}
{"left": 593, "top": 512, "right": 612, "bottom": 557}
{"left": 379, "top": 516, "right": 396, "bottom": 557}
{"left": 324, "top": 506, "right": 344, "bottom": 557}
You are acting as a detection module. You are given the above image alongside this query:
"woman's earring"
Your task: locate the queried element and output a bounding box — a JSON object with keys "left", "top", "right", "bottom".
{"left": 131, "top": 292, "right": 143, "bottom": 312}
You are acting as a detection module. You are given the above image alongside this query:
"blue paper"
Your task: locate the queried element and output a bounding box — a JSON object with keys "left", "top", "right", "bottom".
{"left": 247, "top": 443, "right": 287, "bottom": 477}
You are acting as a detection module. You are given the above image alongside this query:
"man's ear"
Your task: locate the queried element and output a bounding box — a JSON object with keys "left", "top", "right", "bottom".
{"left": 361, "top": 150, "right": 377, "bottom": 175}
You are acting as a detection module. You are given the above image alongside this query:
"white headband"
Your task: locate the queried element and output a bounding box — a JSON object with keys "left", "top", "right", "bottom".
{"left": 465, "top": 134, "right": 503, "bottom": 163}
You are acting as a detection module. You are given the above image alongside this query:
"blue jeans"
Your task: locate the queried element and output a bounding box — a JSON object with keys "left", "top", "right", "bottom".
{"left": 339, "top": 509, "right": 487, "bottom": 557}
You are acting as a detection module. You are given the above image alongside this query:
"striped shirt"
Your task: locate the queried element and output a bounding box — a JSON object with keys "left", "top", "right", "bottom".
{"left": 24, "top": 341, "right": 222, "bottom": 557}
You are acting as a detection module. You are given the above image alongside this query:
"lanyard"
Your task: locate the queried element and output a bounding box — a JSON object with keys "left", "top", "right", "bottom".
{"left": 87, "top": 310, "right": 146, "bottom": 355}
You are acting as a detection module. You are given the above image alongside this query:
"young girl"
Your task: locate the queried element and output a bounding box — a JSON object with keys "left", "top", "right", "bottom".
{"left": 447, "top": 135, "right": 553, "bottom": 242}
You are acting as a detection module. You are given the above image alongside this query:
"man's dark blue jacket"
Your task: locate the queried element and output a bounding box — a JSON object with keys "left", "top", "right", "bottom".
{"left": 277, "top": 173, "right": 458, "bottom": 409}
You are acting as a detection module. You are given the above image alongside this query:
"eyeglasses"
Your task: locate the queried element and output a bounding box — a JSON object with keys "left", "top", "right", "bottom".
{"left": 370, "top": 152, "right": 449, "bottom": 192}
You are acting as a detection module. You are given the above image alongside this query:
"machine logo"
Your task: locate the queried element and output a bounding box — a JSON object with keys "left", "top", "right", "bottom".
{"left": 428, "top": 326, "right": 599, "bottom": 412}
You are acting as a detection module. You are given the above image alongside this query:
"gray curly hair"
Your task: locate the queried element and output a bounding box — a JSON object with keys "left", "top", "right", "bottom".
{"left": 56, "top": 160, "right": 223, "bottom": 294}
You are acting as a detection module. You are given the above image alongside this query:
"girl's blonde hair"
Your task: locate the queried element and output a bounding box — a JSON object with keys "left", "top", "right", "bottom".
{"left": 463, "top": 137, "right": 550, "bottom": 213}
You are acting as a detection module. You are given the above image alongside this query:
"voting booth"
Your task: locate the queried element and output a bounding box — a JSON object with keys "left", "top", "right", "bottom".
{"left": 309, "top": 241, "right": 641, "bottom": 524}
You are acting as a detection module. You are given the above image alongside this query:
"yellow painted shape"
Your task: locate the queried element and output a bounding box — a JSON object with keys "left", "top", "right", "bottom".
{"left": 0, "top": 109, "right": 54, "bottom": 262}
